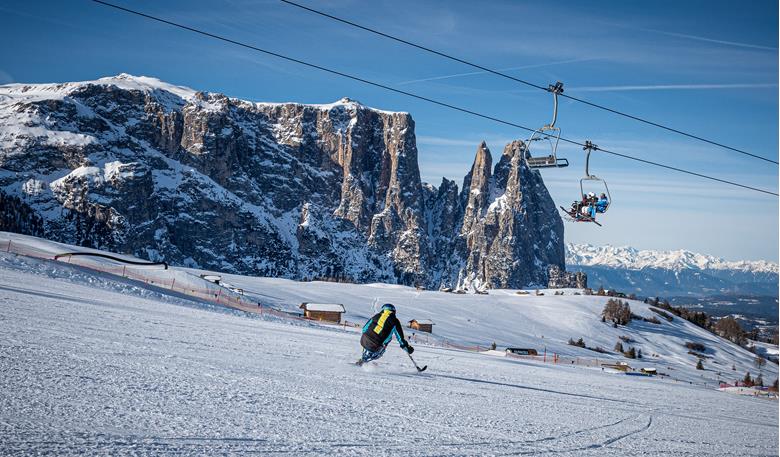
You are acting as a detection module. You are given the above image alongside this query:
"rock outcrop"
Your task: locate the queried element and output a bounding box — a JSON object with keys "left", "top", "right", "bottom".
{"left": 0, "top": 74, "right": 566, "bottom": 289}
{"left": 547, "top": 265, "right": 588, "bottom": 289}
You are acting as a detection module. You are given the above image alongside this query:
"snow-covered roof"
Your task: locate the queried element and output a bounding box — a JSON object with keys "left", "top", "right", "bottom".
{"left": 300, "top": 303, "right": 345, "bottom": 313}
{"left": 409, "top": 319, "right": 434, "bottom": 325}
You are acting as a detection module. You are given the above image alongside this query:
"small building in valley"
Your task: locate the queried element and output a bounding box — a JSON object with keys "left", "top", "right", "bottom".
{"left": 602, "top": 362, "right": 631, "bottom": 372}
{"left": 299, "top": 303, "right": 345, "bottom": 323}
{"left": 408, "top": 319, "right": 434, "bottom": 333}
{"left": 506, "top": 347, "right": 538, "bottom": 356}
{"left": 200, "top": 274, "right": 222, "bottom": 285}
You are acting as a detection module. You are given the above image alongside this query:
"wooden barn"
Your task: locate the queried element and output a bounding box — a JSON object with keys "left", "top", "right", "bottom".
{"left": 505, "top": 347, "right": 538, "bottom": 356}
{"left": 408, "top": 319, "right": 434, "bottom": 333}
{"left": 299, "top": 303, "right": 345, "bottom": 323}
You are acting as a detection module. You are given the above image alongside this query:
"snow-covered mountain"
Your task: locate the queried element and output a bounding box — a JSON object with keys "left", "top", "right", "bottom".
{"left": 567, "top": 243, "right": 779, "bottom": 297}
{"left": 0, "top": 74, "right": 564, "bottom": 290}
{"left": 567, "top": 243, "right": 777, "bottom": 274}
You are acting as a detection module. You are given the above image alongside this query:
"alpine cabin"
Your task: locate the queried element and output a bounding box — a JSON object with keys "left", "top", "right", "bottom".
{"left": 408, "top": 319, "right": 434, "bottom": 333}
{"left": 505, "top": 348, "right": 538, "bottom": 356}
{"left": 299, "top": 303, "right": 345, "bottom": 323}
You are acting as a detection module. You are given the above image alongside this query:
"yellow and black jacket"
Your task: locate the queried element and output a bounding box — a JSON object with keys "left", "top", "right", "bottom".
{"left": 360, "top": 309, "right": 408, "bottom": 352}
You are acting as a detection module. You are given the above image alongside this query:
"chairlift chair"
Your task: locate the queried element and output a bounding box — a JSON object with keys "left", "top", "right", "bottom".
{"left": 580, "top": 140, "right": 611, "bottom": 214}
{"left": 524, "top": 81, "right": 569, "bottom": 169}
{"left": 559, "top": 141, "right": 612, "bottom": 226}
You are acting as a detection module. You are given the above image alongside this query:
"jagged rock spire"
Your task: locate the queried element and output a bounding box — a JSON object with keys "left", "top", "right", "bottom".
{"left": 461, "top": 141, "right": 492, "bottom": 236}
{"left": 0, "top": 75, "right": 564, "bottom": 290}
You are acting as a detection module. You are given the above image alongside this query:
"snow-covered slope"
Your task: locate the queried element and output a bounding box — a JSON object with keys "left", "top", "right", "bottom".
{"left": 0, "top": 233, "right": 777, "bottom": 455}
{"left": 567, "top": 243, "right": 779, "bottom": 296}
{"left": 3, "top": 231, "right": 775, "bottom": 385}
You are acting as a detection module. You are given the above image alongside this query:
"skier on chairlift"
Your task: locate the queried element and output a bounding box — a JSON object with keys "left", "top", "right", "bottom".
{"left": 560, "top": 141, "right": 611, "bottom": 225}
{"left": 595, "top": 193, "right": 609, "bottom": 213}
{"left": 579, "top": 192, "right": 597, "bottom": 220}
{"left": 570, "top": 194, "right": 588, "bottom": 218}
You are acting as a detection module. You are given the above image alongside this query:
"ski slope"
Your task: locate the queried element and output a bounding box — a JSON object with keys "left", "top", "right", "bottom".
{"left": 3, "top": 231, "right": 772, "bottom": 384}
{"left": 215, "top": 272, "right": 775, "bottom": 384}
{"left": 0, "top": 233, "right": 778, "bottom": 455}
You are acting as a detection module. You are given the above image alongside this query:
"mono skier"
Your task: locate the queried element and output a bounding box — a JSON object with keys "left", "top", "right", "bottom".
{"left": 357, "top": 303, "right": 414, "bottom": 365}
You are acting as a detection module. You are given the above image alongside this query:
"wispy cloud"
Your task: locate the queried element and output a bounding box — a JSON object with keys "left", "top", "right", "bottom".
{"left": 396, "top": 58, "right": 598, "bottom": 86}
{"left": 595, "top": 18, "right": 778, "bottom": 52}
{"left": 636, "top": 27, "right": 778, "bottom": 51}
{"left": 417, "top": 136, "right": 477, "bottom": 147}
{"left": 417, "top": 135, "right": 516, "bottom": 148}
{"left": 568, "top": 83, "right": 778, "bottom": 92}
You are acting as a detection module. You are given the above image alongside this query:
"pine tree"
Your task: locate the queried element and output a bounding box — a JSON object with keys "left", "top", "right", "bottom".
{"left": 696, "top": 359, "right": 704, "bottom": 370}
{"left": 614, "top": 342, "right": 624, "bottom": 353}
{"left": 637, "top": 349, "right": 642, "bottom": 359}
{"left": 755, "top": 373, "right": 764, "bottom": 387}
{"left": 626, "top": 347, "right": 636, "bottom": 359}
{"left": 743, "top": 372, "right": 753, "bottom": 387}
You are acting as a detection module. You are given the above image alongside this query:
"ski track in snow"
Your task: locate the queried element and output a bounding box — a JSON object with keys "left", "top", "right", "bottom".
{"left": 0, "top": 255, "right": 777, "bottom": 456}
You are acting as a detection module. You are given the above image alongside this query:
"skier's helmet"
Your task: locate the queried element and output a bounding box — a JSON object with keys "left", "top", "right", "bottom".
{"left": 587, "top": 192, "right": 596, "bottom": 198}
{"left": 381, "top": 303, "right": 396, "bottom": 313}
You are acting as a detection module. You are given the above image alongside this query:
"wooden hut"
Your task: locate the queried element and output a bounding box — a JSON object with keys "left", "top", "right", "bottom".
{"left": 200, "top": 274, "right": 222, "bottom": 285}
{"left": 505, "top": 347, "right": 538, "bottom": 356}
{"left": 601, "top": 362, "right": 631, "bottom": 372}
{"left": 408, "top": 319, "right": 434, "bottom": 333}
{"left": 299, "top": 303, "right": 345, "bottom": 323}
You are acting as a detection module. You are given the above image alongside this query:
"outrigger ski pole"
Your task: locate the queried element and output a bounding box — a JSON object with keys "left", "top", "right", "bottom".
{"left": 407, "top": 352, "right": 427, "bottom": 372}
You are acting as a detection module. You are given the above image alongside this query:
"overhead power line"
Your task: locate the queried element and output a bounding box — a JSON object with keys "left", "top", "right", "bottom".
{"left": 279, "top": 0, "right": 779, "bottom": 166}
{"left": 91, "top": 0, "right": 778, "bottom": 197}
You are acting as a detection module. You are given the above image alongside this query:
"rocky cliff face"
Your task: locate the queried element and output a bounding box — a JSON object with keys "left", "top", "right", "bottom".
{"left": 0, "top": 74, "right": 564, "bottom": 289}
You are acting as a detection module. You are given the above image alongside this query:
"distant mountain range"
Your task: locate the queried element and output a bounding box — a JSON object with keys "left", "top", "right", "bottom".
{"left": 566, "top": 244, "right": 778, "bottom": 297}
{"left": 566, "top": 243, "right": 778, "bottom": 297}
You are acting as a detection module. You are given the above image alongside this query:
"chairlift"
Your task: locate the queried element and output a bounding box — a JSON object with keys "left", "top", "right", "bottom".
{"left": 580, "top": 141, "right": 611, "bottom": 213}
{"left": 524, "top": 81, "right": 569, "bottom": 169}
{"left": 559, "top": 141, "right": 612, "bottom": 226}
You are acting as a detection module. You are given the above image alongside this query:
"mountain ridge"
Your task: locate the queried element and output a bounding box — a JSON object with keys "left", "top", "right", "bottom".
{"left": 567, "top": 243, "right": 777, "bottom": 274}
{"left": 0, "top": 73, "right": 564, "bottom": 290}
{"left": 567, "top": 243, "right": 778, "bottom": 297}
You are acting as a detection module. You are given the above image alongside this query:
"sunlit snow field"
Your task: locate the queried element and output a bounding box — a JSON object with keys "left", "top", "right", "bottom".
{"left": 0, "top": 246, "right": 777, "bottom": 456}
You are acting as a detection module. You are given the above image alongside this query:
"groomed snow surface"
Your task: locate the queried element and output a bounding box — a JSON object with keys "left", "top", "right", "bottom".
{"left": 0, "top": 235, "right": 778, "bottom": 455}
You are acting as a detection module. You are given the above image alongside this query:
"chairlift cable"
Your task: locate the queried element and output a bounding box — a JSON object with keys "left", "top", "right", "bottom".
{"left": 279, "top": 0, "right": 778, "bottom": 166}
{"left": 90, "top": 0, "right": 779, "bottom": 197}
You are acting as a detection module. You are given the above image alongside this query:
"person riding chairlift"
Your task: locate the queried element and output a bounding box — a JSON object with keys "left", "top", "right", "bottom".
{"left": 579, "top": 192, "right": 597, "bottom": 219}
{"left": 595, "top": 193, "right": 609, "bottom": 213}
{"left": 570, "top": 194, "right": 587, "bottom": 217}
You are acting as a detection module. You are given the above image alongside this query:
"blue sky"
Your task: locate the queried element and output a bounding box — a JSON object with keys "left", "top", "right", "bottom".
{"left": 1, "top": 0, "right": 778, "bottom": 261}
